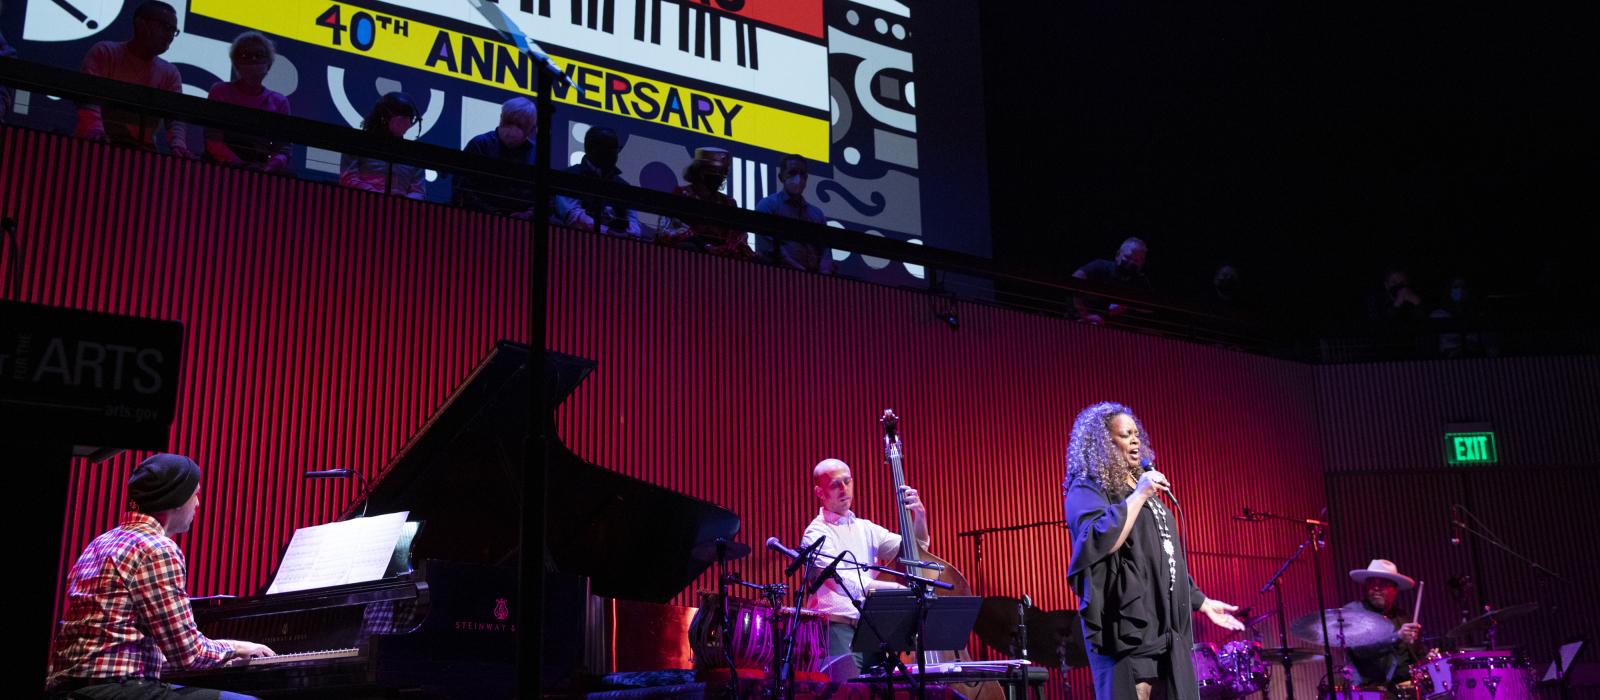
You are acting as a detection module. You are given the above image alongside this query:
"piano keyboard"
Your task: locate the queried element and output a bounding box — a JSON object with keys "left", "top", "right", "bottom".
{"left": 225, "top": 647, "right": 361, "bottom": 668}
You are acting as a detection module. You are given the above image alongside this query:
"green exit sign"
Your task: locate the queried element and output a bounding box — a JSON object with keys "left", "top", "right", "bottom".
{"left": 1446, "top": 432, "right": 1498, "bottom": 465}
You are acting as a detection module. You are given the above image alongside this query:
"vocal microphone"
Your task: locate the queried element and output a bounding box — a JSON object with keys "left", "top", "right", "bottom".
{"left": 765, "top": 536, "right": 826, "bottom": 576}
{"left": 1141, "top": 457, "right": 1179, "bottom": 505}
{"left": 807, "top": 550, "right": 847, "bottom": 596}
{"left": 1449, "top": 504, "right": 1463, "bottom": 546}
{"left": 303, "top": 469, "right": 353, "bottom": 478}
{"left": 789, "top": 536, "right": 826, "bottom": 575}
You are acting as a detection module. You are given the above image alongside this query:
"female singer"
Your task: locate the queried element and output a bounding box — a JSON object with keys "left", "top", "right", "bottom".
{"left": 1062, "top": 402, "right": 1244, "bottom": 700}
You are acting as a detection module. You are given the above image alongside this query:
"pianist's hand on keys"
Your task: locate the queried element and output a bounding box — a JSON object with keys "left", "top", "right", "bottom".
{"left": 222, "top": 640, "right": 277, "bottom": 660}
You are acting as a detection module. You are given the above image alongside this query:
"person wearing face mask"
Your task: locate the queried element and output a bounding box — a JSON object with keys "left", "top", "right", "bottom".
{"left": 1072, "top": 237, "right": 1151, "bottom": 325}
{"left": 553, "top": 126, "right": 643, "bottom": 238}
{"left": 753, "top": 154, "right": 834, "bottom": 274}
{"left": 454, "top": 97, "right": 539, "bottom": 217}
{"left": 74, "top": 1, "right": 192, "bottom": 157}
{"left": 658, "top": 147, "right": 752, "bottom": 258}
{"left": 339, "top": 92, "right": 426, "bottom": 200}
{"left": 204, "top": 32, "right": 292, "bottom": 173}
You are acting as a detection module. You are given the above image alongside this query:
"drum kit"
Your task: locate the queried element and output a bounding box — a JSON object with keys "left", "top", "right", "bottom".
{"left": 1282, "top": 602, "right": 1544, "bottom": 700}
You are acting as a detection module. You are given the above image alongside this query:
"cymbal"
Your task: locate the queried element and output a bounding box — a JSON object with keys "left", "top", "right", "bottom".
{"left": 973, "top": 596, "right": 1035, "bottom": 656}
{"left": 1259, "top": 646, "right": 1326, "bottom": 665}
{"left": 1446, "top": 602, "right": 1539, "bottom": 639}
{"left": 1024, "top": 609, "right": 1089, "bottom": 669}
{"left": 689, "top": 539, "right": 750, "bottom": 563}
{"left": 1289, "top": 608, "right": 1395, "bottom": 647}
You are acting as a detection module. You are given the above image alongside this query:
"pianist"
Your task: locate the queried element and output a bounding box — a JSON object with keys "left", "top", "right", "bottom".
{"left": 46, "top": 453, "right": 276, "bottom": 699}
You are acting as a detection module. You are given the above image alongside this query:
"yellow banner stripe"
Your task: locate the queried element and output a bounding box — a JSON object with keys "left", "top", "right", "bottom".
{"left": 191, "top": 0, "right": 828, "bottom": 160}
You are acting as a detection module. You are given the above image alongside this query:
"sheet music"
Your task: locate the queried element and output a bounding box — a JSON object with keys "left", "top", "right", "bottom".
{"left": 266, "top": 511, "right": 410, "bottom": 594}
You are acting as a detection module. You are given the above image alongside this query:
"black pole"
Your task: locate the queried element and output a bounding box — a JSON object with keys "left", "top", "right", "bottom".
{"left": 1273, "top": 581, "right": 1294, "bottom": 700}
{"left": 1309, "top": 523, "right": 1338, "bottom": 698}
{"left": 516, "top": 65, "right": 555, "bottom": 700}
{"left": 1259, "top": 533, "right": 1311, "bottom": 700}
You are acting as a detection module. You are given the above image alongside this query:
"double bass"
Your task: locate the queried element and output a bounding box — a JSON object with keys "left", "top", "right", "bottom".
{"left": 880, "top": 409, "right": 975, "bottom": 664}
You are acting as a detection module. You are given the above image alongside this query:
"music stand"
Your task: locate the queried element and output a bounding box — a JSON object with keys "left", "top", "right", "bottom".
{"left": 854, "top": 588, "right": 983, "bottom": 700}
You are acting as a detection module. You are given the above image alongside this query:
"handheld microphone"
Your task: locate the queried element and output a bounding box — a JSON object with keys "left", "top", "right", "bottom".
{"left": 1140, "top": 457, "right": 1178, "bottom": 505}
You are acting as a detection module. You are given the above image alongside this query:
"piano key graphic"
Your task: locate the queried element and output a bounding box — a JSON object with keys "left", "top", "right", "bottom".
{"left": 415, "top": 0, "right": 827, "bottom": 112}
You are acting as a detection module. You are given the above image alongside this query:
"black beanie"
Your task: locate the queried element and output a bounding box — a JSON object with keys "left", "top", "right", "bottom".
{"left": 129, "top": 453, "right": 201, "bottom": 513}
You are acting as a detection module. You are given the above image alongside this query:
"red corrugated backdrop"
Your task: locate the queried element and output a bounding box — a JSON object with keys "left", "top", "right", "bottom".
{"left": 20, "top": 125, "right": 1590, "bottom": 699}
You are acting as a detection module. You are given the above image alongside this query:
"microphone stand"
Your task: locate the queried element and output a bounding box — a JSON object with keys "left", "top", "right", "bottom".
{"left": 955, "top": 519, "right": 1068, "bottom": 593}
{"left": 1454, "top": 505, "right": 1573, "bottom": 700}
{"left": 853, "top": 562, "right": 954, "bottom": 700}
{"left": 1240, "top": 508, "right": 1337, "bottom": 700}
{"left": 1257, "top": 526, "right": 1312, "bottom": 700}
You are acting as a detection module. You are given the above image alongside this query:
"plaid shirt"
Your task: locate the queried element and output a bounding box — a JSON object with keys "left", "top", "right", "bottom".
{"left": 47, "top": 513, "right": 233, "bottom": 688}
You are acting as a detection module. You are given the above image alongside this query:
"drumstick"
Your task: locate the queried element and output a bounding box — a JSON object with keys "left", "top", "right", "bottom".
{"left": 1411, "top": 581, "right": 1424, "bottom": 625}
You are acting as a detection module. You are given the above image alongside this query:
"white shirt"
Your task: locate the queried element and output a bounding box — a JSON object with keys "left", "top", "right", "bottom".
{"left": 800, "top": 508, "right": 920, "bottom": 622}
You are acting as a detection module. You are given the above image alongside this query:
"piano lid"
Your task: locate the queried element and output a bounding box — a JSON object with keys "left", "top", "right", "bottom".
{"left": 348, "top": 342, "right": 740, "bottom": 604}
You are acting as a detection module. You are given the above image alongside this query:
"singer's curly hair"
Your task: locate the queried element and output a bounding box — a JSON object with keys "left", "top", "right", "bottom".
{"left": 1063, "top": 401, "right": 1153, "bottom": 500}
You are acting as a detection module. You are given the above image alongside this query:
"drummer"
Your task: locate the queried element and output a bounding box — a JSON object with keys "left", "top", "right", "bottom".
{"left": 1343, "top": 559, "right": 1425, "bottom": 687}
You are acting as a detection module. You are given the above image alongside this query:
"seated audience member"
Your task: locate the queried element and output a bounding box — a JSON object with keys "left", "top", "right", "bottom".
{"left": 454, "top": 97, "right": 538, "bottom": 218}
{"left": 1, "top": 2, "right": 17, "bottom": 124}
{"left": 658, "top": 147, "right": 750, "bottom": 258}
{"left": 553, "top": 127, "right": 642, "bottom": 237}
{"left": 339, "top": 92, "right": 426, "bottom": 200}
{"left": 1072, "top": 236, "right": 1151, "bottom": 324}
{"left": 754, "top": 154, "right": 833, "bottom": 274}
{"left": 204, "top": 31, "right": 291, "bottom": 173}
{"left": 1366, "top": 268, "right": 1425, "bottom": 323}
{"left": 74, "top": 1, "right": 191, "bottom": 157}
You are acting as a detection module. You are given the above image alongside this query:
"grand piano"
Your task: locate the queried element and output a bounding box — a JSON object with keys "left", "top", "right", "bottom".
{"left": 169, "top": 343, "right": 742, "bottom": 698}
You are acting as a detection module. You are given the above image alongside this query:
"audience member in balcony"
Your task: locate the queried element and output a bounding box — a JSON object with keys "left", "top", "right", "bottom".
{"left": 553, "top": 126, "right": 642, "bottom": 237}
{"left": 1072, "top": 237, "right": 1151, "bottom": 325}
{"left": 658, "top": 147, "right": 751, "bottom": 258}
{"left": 1430, "top": 275, "right": 1490, "bottom": 358}
{"left": 1, "top": 2, "right": 17, "bottom": 124}
{"left": 1366, "top": 268, "right": 1425, "bottom": 323}
{"left": 204, "top": 32, "right": 291, "bottom": 174}
{"left": 73, "top": 1, "right": 192, "bottom": 157}
{"left": 753, "top": 154, "right": 834, "bottom": 274}
{"left": 339, "top": 92, "right": 426, "bottom": 200}
{"left": 454, "top": 97, "right": 538, "bottom": 218}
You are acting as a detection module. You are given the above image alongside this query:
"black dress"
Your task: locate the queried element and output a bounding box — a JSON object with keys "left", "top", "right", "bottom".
{"left": 1064, "top": 477, "right": 1208, "bottom": 700}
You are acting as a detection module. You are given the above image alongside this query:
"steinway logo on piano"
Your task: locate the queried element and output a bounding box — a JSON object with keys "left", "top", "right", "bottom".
{"left": 453, "top": 597, "right": 515, "bottom": 632}
{"left": 189, "top": 0, "right": 830, "bottom": 161}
